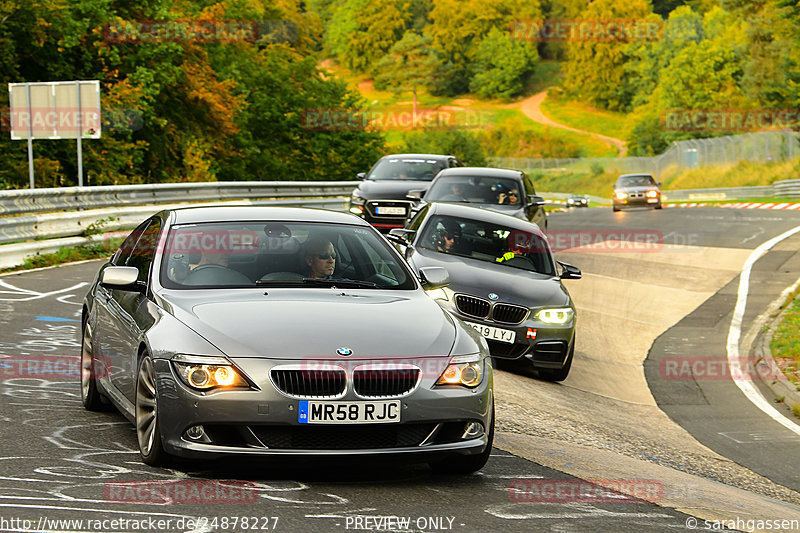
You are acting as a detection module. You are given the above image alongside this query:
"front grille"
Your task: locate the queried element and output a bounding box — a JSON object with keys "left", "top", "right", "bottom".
{"left": 487, "top": 340, "right": 530, "bottom": 359}
{"left": 455, "top": 294, "right": 490, "bottom": 319}
{"left": 270, "top": 369, "right": 346, "bottom": 398}
{"left": 250, "top": 423, "right": 435, "bottom": 450}
{"left": 353, "top": 368, "right": 420, "bottom": 398}
{"left": 532, "top": 341, "right": 568, "bottom": 363}
{"left": 492, "top": 303, "right": 529, "bottom": 325}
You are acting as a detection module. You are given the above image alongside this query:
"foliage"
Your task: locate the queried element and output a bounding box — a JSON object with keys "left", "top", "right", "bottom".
{"left": 480, "top": 118, "right": 583, "bottom": 159}
{"left": 469, "top": 27, "right": 538, "bottom": 99}
{"left": 373, "top": 32, "right": 438, "bottom": 106}
{"left": 400, "top": 128, "right": 488, "bottom": 166}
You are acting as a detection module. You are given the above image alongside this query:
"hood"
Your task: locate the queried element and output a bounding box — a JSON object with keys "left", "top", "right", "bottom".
{"left": 158, "top": 289, "right": 456, "bottom": 359}
{"left": 410, "top": 249, "right": 571, "bottom": 308}
{"left": 356, "top": 179, "right": 432, "bottom": 200}
{"left": 617, "top": 185, "right": 658, "bottom": 194}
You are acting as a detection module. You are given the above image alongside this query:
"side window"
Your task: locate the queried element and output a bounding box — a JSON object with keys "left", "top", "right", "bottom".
{"left": 113, "top": 221, "right": 150, "bottom": 266}
{"left": 126, "top": 218, "right": 162, "bottom": 283}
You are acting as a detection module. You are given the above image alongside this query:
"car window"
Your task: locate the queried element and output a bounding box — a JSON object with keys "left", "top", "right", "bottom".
{"left": 368, "top": 158, "right": 446, "bottom": 181}
{"left": 125, "top": 218, "right": 162, "bottom": 282}
{"left": 419, "top": 215, "right": 555, "bottom": 276}
{"left": 161, "top": 221, "right": 416, "bottom": 289}
{"left": 426, "top": 176, "right": 522, "bottom": 205}
{"left": 619, "top": 175, "right": 656, "bottom": 187}
{"left": 113, "top": 220, "right": 151, "bottom": 265}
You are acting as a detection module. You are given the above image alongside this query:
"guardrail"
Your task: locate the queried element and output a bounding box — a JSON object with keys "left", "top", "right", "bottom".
{"left": 0, "top": 181, "right": 355, "bottom": 217}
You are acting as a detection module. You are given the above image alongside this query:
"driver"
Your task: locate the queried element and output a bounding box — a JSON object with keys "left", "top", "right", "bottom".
{"left": 434, "top": 220, "right": 462, "bottom": 254}
{"left": 304, "top": 237, "right": 336, "bottom": 279}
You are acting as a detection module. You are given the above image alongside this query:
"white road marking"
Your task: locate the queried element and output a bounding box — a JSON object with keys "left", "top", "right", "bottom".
{"left": 727, "top": 224, "right": 800, "bottom": 436}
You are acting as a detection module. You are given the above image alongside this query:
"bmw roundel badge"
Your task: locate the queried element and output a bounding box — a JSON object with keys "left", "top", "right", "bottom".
{"left": 336, "top": 347, "right": 353, "bottom": 357}
{"left": 488, "top": 293, "right": 499, "bottom": 300}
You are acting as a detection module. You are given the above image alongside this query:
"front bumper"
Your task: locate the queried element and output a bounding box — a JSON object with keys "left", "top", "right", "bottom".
{"left": 349, "top": 200, "right": 412, "bottom": 232}
{"left": 152, "top": 357, "right": 493, "bottom": 459}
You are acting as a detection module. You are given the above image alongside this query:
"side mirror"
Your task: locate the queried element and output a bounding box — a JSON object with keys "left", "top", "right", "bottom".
{"left": 611, "top": 184, "right": 616, "bottom": 189}
{"left": 101, "top": 266, "right": 145, "bottom": 291}
{"left": 557, "top": 261, "right": 581, "bottom": 280}
{"left": 406, "top": 189, "right": 424, "bottom": 201}
{"left": 418, "top": 266, "right": 450, "bottom": 290}
{"left": 356, "top": 172, "right": 366, "bottom": 180}
{"left": 657, "top": 181, "right": 662, "bottom": 187}
{"left": 387, "top": 228, "right": 415, "bottom": 246}
{"left": 528, "top": 195, "right": 546, "bottom": 206}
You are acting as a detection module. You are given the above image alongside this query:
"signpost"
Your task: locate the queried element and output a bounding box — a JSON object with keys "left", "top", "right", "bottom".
{"left": 8, "top": 80, "right": 101, "bottom": 188}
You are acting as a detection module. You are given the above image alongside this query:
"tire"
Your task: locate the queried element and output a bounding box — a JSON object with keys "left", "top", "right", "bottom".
{"left": 135, "top": 354, "right": 169, "bottom": 466}
{"left": 612, "top": 204, "right": 620, "bottom": 212}
{"left": 537, "top": 342, "right": 574, "bottom": 382}
{"left": 654, "top": 203, "right": 662, "bottom": 210}
{"left": 80, "top": 317, "right": 106, "bottom": 411}
{"left": 430, "top": 404, "right": 494, "bottom": 475}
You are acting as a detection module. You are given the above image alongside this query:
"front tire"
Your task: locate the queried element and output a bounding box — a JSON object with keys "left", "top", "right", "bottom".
{"left": 136, "top": 354, "right": 169, "bottom": 466}
{"left": 654, "top": 202, "right": 662, "bottom": 210}
{"left": 80, "top": 318, "right": 106, "bottom": 411}
{"left": 430, "top": 404, "right": 494, "bottom": 475}
{"left": 612, "top": 204, "right": 620, "bottom": 212}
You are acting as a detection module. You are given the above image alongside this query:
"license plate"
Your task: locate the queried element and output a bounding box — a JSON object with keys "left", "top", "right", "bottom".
{"left": 375, "top": 206, "right": 406, "bottom": 215}
{"left": 464, "top": 321, "right": 516, "bottom": 344}
{"left": 298, "top": 400, "right": 401, "bottom": 424}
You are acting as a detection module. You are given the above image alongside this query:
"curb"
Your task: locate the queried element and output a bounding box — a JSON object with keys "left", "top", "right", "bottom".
{"left": 665, "top": 202, "right": 800, "bottom": 210}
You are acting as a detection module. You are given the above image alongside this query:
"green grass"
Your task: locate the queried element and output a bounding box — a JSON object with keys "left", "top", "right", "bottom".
{"left": 0, "top": 241, "right": 119, "bottom": 274}
{"left": 540, "top": 90, "right": 631, "bottom": 141}
{"left": 770, "top": 296, "right": 800, "bottom": 386}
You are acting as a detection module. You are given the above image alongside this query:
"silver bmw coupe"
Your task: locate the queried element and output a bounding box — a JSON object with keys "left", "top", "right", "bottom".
{"left": 80, "top": 206, "right": 493, "bottom": 473}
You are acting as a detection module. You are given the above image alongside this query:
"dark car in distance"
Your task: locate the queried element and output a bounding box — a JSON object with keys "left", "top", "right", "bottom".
{"left": 390, "top": 203, "right": 580, "bottom": 381}
{"left": 566, "top": 194, "right": 589, "bottom": 208}
{"left": 407, "top": 167, "right": 548, "bottom": 230}
{"left": 612, "top": 174, "right": 662, "bottom": 211}
{"left": 348, "top": 154, "right": 464, "bottom": 231}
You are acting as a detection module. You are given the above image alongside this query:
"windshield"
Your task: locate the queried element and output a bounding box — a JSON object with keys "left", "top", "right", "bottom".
{"left": 426, "top": 175, "right": 522, "bottom": 205}
{"left": 618, "top": 175, "right": 656, "bottom": 187}
{"left": 368, "top": 158, "right": 446, "bottom": 181}
{"left": 419, "top": 215, "right": 555, "bottom": 276}
{"left": 161, "top": 221, "right": 416, "bottom": 289}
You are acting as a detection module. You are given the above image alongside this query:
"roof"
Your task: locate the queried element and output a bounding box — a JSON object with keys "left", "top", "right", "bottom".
{"left": 436, "top": 167, "right": 524, "bottom": 179}
{"left": 378, "top": 153, "right": 453, "bottom": 161}
{"left": 167, "top": 206, "right": 369, "bottom": 226}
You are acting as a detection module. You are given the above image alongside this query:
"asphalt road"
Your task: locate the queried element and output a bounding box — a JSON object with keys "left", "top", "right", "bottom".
{"left": 3, "top": 204, "right": 800, "bottom": 532}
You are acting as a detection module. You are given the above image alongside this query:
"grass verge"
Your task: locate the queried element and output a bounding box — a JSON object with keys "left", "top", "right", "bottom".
{"left": 0, "top": 242, "right": 117, "bottom": 274}
{"left": 770, "top": 296, "right": 800, "bottom": 386}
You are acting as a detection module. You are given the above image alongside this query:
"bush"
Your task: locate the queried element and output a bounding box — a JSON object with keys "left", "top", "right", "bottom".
{"left": 401, "top": 128, "right": 488, "bottom": 166}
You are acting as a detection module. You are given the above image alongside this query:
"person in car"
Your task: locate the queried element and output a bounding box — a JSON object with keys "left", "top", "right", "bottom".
{"left": 304, "top": 237, "right": 336, "bottom": 279}
{"left": 497, "top": 188, "right": 520, "bottom": 205}
{"left": 435, "top": 221, "right": 462, "bottom": 254}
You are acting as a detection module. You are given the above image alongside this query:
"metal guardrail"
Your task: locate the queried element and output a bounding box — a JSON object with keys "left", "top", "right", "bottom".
{"left": 0, "top": 181, "right": 356, "bottom": 217}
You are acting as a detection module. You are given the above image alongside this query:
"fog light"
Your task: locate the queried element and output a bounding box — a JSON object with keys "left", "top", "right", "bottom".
{"left": 462, "top": 422, "right": 485, "bottom": 439}
{"left": 186, "top": 425, "right": 205, "bottom": 440}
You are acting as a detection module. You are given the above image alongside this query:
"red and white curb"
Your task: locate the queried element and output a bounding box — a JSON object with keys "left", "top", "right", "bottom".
{"left": 665, "top": 202, "right": 800, "bottom": 210}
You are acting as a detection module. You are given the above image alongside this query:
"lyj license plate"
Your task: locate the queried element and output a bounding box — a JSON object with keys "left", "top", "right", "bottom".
{"left": 464, "top": 321, "right": 516, "bottom": 344}
{"left": 375, "top": 206, "right": 406, "bottom": 215}
{"left": 298, "top": 400, "right": 401, "bottom": 424}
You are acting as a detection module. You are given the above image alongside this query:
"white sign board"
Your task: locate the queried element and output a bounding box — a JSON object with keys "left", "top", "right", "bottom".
{"left": 9, "top": 81, "right": 101, "bottom": 140}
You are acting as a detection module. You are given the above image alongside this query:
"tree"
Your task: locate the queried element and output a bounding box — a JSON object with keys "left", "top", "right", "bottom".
{"left": 374, "top": 32, "right": 438, "bottom": 116}
{"left": 401, "top": 128, "right": 488, "bottom": 166}
{"left": 469, "top": 27, "right": 538, "bottom": 99}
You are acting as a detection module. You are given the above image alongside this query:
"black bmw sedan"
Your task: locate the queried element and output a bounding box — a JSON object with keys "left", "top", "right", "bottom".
{"left": 391, "top": 203, "right": 580, "bottom": 381}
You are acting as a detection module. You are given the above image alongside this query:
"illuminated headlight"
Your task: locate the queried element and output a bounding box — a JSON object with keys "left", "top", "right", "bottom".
{"left": 646, "top": 190, "right": 659, "bottom": 198}
{"left": 535, "top": 308, "right": 574, "bottom": 324}
{"left": 435, "top": 354, "right": 484, "bottom": 388}
{"left": 171, "top": 355, "right": 248, "bottom": 391}
{"left": 614, "top": 192, "right": 628, "bottom": 200}
{"left": 349, "top": 194, "right": 366, "bottom": 215}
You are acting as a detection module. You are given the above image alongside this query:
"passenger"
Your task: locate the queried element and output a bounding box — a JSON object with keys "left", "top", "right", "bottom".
{"left": 304, "top": 237, "right": 336, "bottom": 279}
{"left": 497, "top": 188, "right": 520, "bottom": 205}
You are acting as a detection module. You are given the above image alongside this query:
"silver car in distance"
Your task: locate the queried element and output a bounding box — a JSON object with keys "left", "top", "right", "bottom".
{"left": 80, "top": 206, "right": 494, "bottom": 474}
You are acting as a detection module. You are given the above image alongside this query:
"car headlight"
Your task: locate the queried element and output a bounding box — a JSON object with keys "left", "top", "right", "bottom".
{"left": 535, "top": 308, "right": 574, "bottom": 324}
{"left": 646, "top": 190, "right": 659, "bottom": 198}
{"left": 435, "top": 354, "right": 484, "bottom": 388}
{"left": 349, "top": 194, "right": 366, "bottom": 215}
{"left": 614, "top": 192, "right": 627, "bottom": 200}
{"left": 171, "top": 355, "right": 249, "bottom": 391}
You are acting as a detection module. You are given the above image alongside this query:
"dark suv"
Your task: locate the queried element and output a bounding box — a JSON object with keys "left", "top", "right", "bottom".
{"left": 348, "top": 154, "right": 464, "bottom": 231}
{"left": 612, "top": 173, "right": 662, "bottom": 211}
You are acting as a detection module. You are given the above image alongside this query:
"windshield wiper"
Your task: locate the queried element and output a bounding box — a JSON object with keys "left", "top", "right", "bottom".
{"left": 254, "top": 278, "right": 379, "bottom": 288}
